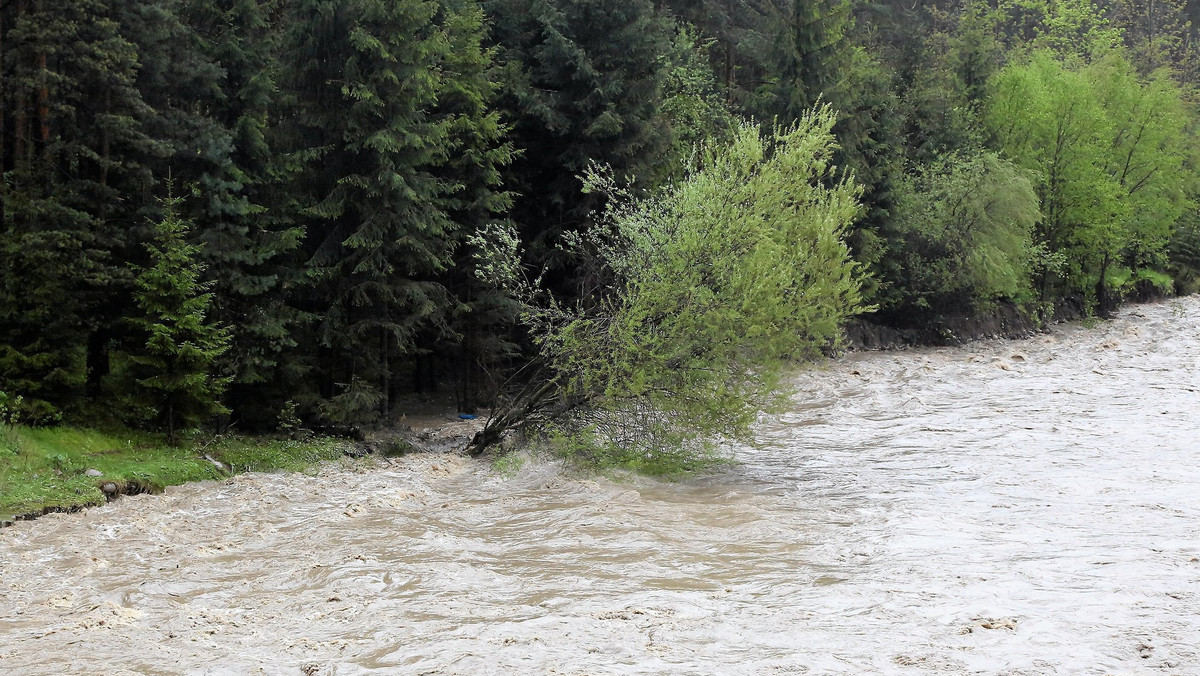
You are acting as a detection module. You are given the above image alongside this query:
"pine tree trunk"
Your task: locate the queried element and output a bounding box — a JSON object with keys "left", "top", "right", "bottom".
{"left": 86, "top": 330, "right": 111, "bottom": 395}
{"left": 318, "top": 345, "right": 334, "bottom": 400}
{"left": 14, "top": 89, "right": 26, "bottom": 162}
{"left": 724, "top": 43, "right": 733, "bottom": 104}
{"left": 36, "top": 0, "right": 48, "bottom": 147}
{"left": 1, "top": 8, "right": 6, "bottom": 232}
{"left": 457, "top": 282, "right": 475, "bottom": 413}
{"left": 13, "top": 0, "right": 26, "bottom": 166}
{"left": 1096, "top": 253, "right": 1112, "bottom": 318}
{"left": 379, "top": 324, "right": 389, "bottom": 419}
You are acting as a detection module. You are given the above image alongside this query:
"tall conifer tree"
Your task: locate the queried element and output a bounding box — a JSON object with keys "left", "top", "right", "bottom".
{"left": 486, "top": 0, "right": 673, "bottom": 250}
{"left": 276, "top": 0, "right": 512, "bottom": 422}
{"left": 176, "top": 0, "right": 308, "bottom": 422}
{"left": 0, "top": 0, "right": 161, "bottom": 417}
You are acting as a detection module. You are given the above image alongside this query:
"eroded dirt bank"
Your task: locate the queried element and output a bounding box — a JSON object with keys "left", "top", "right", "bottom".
{"left": 2, "top": 298, "right": 1200, "bottom": 675}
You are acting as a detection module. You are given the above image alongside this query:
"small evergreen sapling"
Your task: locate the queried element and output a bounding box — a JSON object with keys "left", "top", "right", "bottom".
{"left": 127, "top": 192, "right": 231, "bottom": 444}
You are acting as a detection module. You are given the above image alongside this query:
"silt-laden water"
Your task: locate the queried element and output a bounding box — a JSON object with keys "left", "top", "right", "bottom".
{"left": 3, "top": 299, "right": 1199, "bottom": 674}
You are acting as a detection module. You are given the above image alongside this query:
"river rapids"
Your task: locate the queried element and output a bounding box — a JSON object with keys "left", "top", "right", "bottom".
{"left": 2, "top": 298, "right": 1199, "bottom": 675}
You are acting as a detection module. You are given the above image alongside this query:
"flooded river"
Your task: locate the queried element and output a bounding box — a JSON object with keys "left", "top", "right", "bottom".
{"left": 3, "top": 299, "right": 1200, "bottom": 675}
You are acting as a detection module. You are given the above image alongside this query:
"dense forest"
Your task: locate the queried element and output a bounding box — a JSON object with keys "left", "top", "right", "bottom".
{"left": 3, "top": 0, "right": 1200, "bottom": 445}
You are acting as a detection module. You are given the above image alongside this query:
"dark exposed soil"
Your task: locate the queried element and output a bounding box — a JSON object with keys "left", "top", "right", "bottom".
{"left": 845, "top": 297, "right": 1089, "bottom": 350}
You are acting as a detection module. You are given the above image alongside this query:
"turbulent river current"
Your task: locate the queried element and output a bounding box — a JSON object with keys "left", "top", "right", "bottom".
{"left": 3, "top": 298, "right": 1200, "bottom": 675}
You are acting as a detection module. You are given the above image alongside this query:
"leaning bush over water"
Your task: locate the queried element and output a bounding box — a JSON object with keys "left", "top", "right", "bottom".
{"left": 525, "top": 111, "right": 866, "bottom": 474}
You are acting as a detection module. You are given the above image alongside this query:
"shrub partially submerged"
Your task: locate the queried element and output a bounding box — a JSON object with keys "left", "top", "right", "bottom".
{"left": 477, "top": 110, "right": 867, "bottom": 474}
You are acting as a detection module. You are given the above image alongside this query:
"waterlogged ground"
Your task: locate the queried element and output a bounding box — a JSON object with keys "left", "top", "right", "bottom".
{"left": 3, "top": 299, "right": 1200, "bottom": 675}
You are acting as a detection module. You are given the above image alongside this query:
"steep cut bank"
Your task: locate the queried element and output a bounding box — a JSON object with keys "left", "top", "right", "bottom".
{"left": 845, "top": 296, "right": 1096, "bottom": 349}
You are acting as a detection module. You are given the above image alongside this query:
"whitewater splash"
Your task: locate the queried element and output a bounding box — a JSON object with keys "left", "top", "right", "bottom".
{"left": 3, "top": 298, "right": 1199, "bottom": 674}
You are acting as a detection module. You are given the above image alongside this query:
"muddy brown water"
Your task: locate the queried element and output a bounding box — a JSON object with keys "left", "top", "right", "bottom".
{"left": 3, "top": 299, "right": 1200, "bottom": 675}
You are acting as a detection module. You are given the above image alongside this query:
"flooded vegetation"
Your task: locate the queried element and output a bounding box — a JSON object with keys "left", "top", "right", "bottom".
{"left": 3, "top": 298, "right": 1200, "bottom": 674}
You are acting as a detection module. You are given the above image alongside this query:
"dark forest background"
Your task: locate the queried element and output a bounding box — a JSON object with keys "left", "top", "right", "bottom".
{"left": 3, "top": 0, "right": 1200, "bottom": 436}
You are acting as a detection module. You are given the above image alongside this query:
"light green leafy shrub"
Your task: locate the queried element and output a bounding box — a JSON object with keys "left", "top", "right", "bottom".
{"left": 885, "top": 151, "right": 1040, "bottom": 317}
{"left": 530, "top": 110, "right": 866, "bottom": 474}
{"left": 987, "top": 50, "right": 1191, "bottom": 310}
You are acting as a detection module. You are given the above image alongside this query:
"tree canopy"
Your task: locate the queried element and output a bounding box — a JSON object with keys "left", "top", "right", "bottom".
{"left": 2, "top": 0, "right": 1198, "bottom": 466}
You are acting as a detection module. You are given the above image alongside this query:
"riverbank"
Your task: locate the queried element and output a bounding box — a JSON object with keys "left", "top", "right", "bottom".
{"left": 845, "top": 296, "right": 1093, "bottom": 349}
{"left": 0, "top": 407, "right": 490, "bottom": 526}
{"left": 0, "top": 427, "right": 357, "bottom": 525}
{"left": 0, "top": 295, "right": 1172, "bottom": 526}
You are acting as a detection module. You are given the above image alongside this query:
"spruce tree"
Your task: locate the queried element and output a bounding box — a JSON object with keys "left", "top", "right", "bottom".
{"left": 431, "top": 0, "right": 517, "bottom": 410}
{"left": 175, "top": 0, "right": 308, "bottom": 423}
{"left": 1110, "top": 0, "right": 1197, "bottom": 77}
{"left": 486, "top": 0, "right": 673, "bottom": 249}
{"left": 275, "top": 0, "right": 513, "bottom": 422}
{"left": 757, "top": 0, "right": 855, "bottom": 116}
{"left": 126, "top": 192, "right": 231, "bottom": 444}
{"left": 0, "top": 0, "right": 160, "bottom": 417}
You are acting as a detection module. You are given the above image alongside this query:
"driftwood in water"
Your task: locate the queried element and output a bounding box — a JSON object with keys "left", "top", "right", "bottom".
{"left": 466, "top": 376, "right": 559, "bottom": 456}
{"left": 466, "top": 360, "right": 591, "bottom": 456}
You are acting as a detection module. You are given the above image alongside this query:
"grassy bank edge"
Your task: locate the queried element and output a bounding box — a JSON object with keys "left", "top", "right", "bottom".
{"left": 0, "top": 425, "right": 357, "bottom": 525}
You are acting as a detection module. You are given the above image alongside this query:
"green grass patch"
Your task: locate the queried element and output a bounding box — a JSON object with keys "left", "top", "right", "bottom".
{"left": 0, "top": 425, "right": 352, "bottom": 523}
